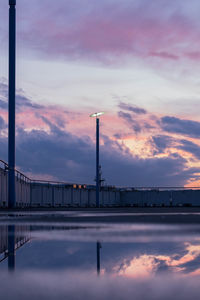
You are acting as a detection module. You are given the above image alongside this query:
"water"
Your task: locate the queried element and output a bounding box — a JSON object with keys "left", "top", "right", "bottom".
{"left": 1, "top": 211, "right": 200, "bottom": 299}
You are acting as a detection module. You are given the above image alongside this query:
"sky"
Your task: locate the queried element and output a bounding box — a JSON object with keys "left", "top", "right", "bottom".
{"left": 1, "top": 0, "right": 200, "bottom": 186}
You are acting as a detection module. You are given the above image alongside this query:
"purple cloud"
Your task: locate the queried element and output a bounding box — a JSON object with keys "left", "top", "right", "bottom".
{"left": 118, "top": 102, "right": 147, "bottom": 115}
{"left": 151, "top": 135, "right": 174, "bottom": 155}
{"left": 177, "top": 139, "right": 200, "bottom": 160}
{"left": 160, "top": 116, "right": 200, "bottom": 138}
{"left": 0, "top": 116, "right": 6, "bottom": 130}
{"left": 0, "top": 119, "right": 199, "bottom": 186}
{"left": 0, "top": 82, "right": 43, "bottom": 111}
{"left": 118, "top": 111, "right": 142, "bottom": 133}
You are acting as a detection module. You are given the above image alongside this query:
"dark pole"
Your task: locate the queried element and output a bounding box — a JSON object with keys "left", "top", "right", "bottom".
{"left": 8, "top": 0, "right": 16, "bottom": 208}
{"left": 8, "top": 225, "right": 15, "bottom": 271}
{"left": 96, "top": 118, "right": 100, "bottom": 208}
{"left": 96, "top": 241, "right": 101, "bottom": 275}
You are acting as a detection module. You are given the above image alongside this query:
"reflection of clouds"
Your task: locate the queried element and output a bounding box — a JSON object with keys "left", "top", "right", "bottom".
{"left": 1, "top": 270, "right": 200, "bottom": 300}
{"left": 113, "top": 242, "right": 200, "bottom": 278}
{"left": 66, "top": 246, "right": 80, "bottom": 255}
{"left": 0, "top": 270, "right": 199, "bottom": 300}
{"left": 113, "top": 255, "right": 158, "bottom": 278}
{"left": 170, "top": 243, "right": 200, "bottom": 267}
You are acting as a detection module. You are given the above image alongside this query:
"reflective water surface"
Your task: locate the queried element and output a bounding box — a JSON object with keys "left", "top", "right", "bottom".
{"left": 1, "top": 212, "right": 200, "bottom": 299}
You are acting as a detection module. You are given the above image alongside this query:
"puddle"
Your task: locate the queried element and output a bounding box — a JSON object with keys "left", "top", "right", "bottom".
{"left": 0, "top": 212, "right": 200, "bottom": 299}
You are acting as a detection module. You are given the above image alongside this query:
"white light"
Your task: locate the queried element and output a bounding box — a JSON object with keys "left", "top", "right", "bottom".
{"left": 90, "top": 112, "right": 105, "bottom": 118}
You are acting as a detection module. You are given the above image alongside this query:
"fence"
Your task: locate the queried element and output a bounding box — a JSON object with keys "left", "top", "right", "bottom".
{"left": 120, "top": 189, "right": 200, "bottom": 207}
{"left": 30, "top": 182, "right": 120, "bottom": 207}
{"left": 0, "top": 160, "right": 120, "bottom": 207}
{"left": 1, "top": 159, "right": 200, "bottom": 208}
{"left": 0, "top": 160, "right": 31, "bottom": 207}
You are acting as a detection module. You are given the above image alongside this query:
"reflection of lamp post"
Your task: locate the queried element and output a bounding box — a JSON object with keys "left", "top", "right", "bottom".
{"left": 96, "top": 241, "right": 102, "bottom": 276}
{"left": 90, "top": 112, "right": 105, "bottom": 208}
{"left": 8, "top": 0, "right": 16, "bottom": 208}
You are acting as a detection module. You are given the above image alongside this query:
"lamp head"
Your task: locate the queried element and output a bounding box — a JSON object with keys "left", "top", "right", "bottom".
{"left": 90, "top": 112, "right": 105, "bottom": 118}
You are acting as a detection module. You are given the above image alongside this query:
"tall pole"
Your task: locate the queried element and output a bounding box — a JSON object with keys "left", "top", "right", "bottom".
{"left": 96, "top": 118, "right": 100, "bottom": 208}
{"left": 8, "top": 0, "right": 16, "bottom": 208}
{"left": 90, "top": 112, "right": 104, "bottom": 207}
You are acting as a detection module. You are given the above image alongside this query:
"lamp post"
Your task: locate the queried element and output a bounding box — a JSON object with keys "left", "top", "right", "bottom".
{"left": 8, "top": 0, "right": 16, "bottom": 208}
{"left": 90, "top": 112, "right": 105, "bottom": 208}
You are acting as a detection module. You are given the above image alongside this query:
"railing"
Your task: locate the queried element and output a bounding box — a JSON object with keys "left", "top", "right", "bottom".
{"left": 0, "top": 225, "right": 30, "bottom": 264}
{"left": 0, "top": 159, "right": 31, "bottom": 184}
{"left": 119, "top": 186, "right": 200, "bottom": 191}
{"left": 0, "top": 159, "right": 8, "bottom": 169}
{"left": 0, "top": 159, "right": 121, "bottom": 207}
{"left": 0, "top": 159, "right": 93, "bottom": 188}
{"left": 1, "top": 158, "right": 200, "bottom": 208}
{"left": 1, "top": 158, "right": 200, "bottom": 191}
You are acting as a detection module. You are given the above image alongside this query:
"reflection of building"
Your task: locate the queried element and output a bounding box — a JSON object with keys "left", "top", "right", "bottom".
{"left": 0, "top": 225, "right": 30, "bottom": 270}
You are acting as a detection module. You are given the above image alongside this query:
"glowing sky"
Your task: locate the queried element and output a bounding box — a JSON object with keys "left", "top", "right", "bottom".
{"left": 1, "top": 0, "right": 200, "bottom": 186}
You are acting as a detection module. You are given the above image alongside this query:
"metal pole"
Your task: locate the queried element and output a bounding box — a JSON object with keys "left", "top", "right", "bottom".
{"left": 8, "top": 0, "right": 16, "bottom": 208}
{"left": 96, "top": 118, "right": 100, "bottom": 208}
{"left": 96, "top": 241, "right": 101, "bottom": 275}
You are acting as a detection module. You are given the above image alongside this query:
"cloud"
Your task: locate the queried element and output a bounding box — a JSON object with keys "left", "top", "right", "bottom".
{"left": 16, "top": 94, "right": 43, "bottom": 111}
{"left": 0, "top": 99, "right": 7, "bottom": 110}
{"left": 151, "top": 135, "right": 174, "bottom": 154}
{"left": 1, "top": 78, "right": 200, "bottom": 186}
{"left": 118, "top": 102, "right": 147, "bottom": 115}
{"left": 118, "top": 111, "right": 142, "bottom": 133}
{"left": 0, "top": 80, "right": 70, "bottom": 133}
{"left": 0, "top": 116, "right": 6, "bottom": 130}
{"left": 151, "top": 135, "right": 200, "bottom": 161}
{"left": 0, "top": 118, "right": 198, "bottom": 186}
{"left": 117, "top": 104, "right": 155, "bottom": 134}
{"left": 177, "top": 139, "right": 200, "bottom": 160}
{"left": 1, "top": 0, "right": 199, "bottom": 65}
{"left": 160, "top": 116, "right": 200, "bottom": 138}
{"left": 0, "top": 82, "right": 43, "bottom": 112}
{"left": 149, "top": 51, "right": 179, "bottom": 60}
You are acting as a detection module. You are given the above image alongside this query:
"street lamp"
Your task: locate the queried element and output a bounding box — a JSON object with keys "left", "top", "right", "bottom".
{"left": 90, "top": 112, "right": 105, "bottom": 208}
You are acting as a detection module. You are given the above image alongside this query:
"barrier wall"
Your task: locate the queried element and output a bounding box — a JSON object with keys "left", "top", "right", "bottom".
{"left": 30, "top": 183, "right": 120, "bottom": 207}
{"left": 2, "top": 165, "right": 200, "bottom": 207}
{"left": 0, "top": 167, "right": 31, "bottom": 207}
{"left": 0, "top": 167, "right": 8, "bottom": 207}
{"left": 16, "top": 176, "right": 31, "bottom": 207}
{"left": 120, "top": 190, "right": 200, "bottom": 207}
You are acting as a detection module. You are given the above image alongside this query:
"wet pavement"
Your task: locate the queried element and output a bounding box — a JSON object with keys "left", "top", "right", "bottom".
{"left": 1, "top": 210, "right": 200, "bottom": 299}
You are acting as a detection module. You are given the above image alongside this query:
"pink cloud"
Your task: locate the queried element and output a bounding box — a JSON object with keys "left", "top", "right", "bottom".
{"left": 185, "top": 51, "right": 200, "bottom": 60}
{"left": 12, "top": 0, "right": 200, "bottom": 65}
{"left": 149, "top": 51, "right": 179, "bottom": 60}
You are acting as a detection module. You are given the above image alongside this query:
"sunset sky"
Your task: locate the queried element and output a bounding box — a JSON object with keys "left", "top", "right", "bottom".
{"left": 1, "top": 0, "right": 200, "bottom": 186}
